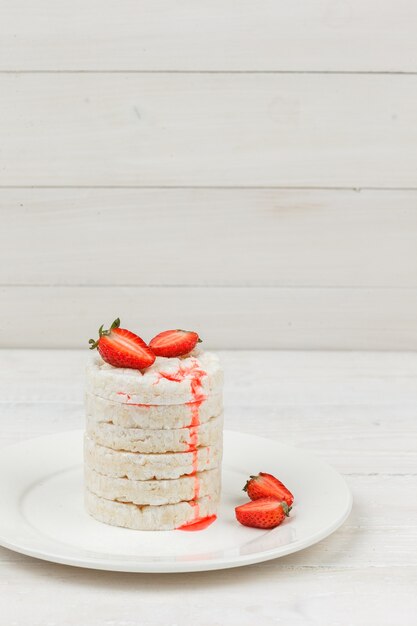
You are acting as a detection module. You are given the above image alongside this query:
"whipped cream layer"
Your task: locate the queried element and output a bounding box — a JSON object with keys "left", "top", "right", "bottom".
{"left": 85, "top": 490, "right": 219, "bottom": 531}
{"left": 86, "top": 413, "right": 223, "bottom": 454}
{"left": 85, "top": 466, "right": 221, "bottom": 506}
{"left": 86, "top": 352, "right": 223, "bottom": 406}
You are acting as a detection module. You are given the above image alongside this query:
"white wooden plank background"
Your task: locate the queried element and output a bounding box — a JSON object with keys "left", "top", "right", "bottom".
{"left": 1, "top": 0, "right": 417, "bottom": 72}
{"left": 1, "top": 73, "right": 417, "bottom": 188}
{"left": 1, "top": 1, "right": 416, "bottom": 348}
{"left": 1, "top": 350, "right": 416, "bottom": 625}
{"left": 2, "top": 286, "right": 417, "bottom": 349}
{"left": 1, "top": 188, "right": 416, "bottom": 288}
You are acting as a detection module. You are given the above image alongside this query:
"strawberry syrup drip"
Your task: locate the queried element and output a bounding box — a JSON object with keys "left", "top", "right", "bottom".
{"left": 115, "top": 392, "right": 150, "bottom": 407}
{"left": 192, "top": 452, "right": 200, "bottom": 496}
{"left": 177, "top": 514, "right": 217, "bottom": 531}
{"left": 187, "top": 426, "right": 198, "bottom": 452}
{"left": 116, "top": 392, "right": 131, "bottom": 401}
{"left": 119, "top": 359, "right": 213, "bottom": 531}
{"left": 152, "top": 359, "right": 211, "bottom": 530}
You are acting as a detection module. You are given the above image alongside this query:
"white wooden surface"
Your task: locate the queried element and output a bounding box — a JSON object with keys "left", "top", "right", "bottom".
{"left": 1, "top": 349, "right": 416, "bottom": 625}
{"left": 1, "top": 0, "right": 417, "bottom": 71}
{"left": 2, "top": 73, "right": 417, "bottom": 188}
{"left": 1, "top": 187, "right": 417, "bottom": 349}
{"left": 1, "top": 1, "right": 417, "bottom": 349}
{"left": 2, "top": 188, "right": 417, "bottom": 288}
{"left": 2, "top": 285, "right": 417, "bottom": 350}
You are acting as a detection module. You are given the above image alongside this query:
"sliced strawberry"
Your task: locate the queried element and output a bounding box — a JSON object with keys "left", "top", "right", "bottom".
{"left": 89, "top": 318, "right": 155, "bottom": 370}
{"left": 235, "top": 498, "right": 291, "bottom": 529}
{"left": 149, "top": 329, "right": 202, "bottom": 358}
{"left": 243, "top": 472, "right": 294, "bottom": 506}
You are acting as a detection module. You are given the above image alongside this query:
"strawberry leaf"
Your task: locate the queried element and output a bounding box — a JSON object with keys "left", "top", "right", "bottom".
{"left": 111, "top": 318, "right": 121, "bottom": 330}
{"left": 281, "top": 501, "right": 290, "bottom": 516}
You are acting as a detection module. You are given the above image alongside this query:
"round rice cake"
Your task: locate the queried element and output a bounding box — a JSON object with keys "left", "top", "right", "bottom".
{"left": 86, "top": 352, "right": 223, "bottom": 406}
{"left": 84, "top": 434, "right": 223, "bottom": 480}
{"left": 85, "top": 489, "right": 219, "bottom": 531}
{"left": 85, "top": 392, "right": 223, "bottom": 429}
{"left": 85, "top": 466, "right": 221, "bottom": 506}
{"left": 86, "top": 413, "right": 223, "bottom": 453}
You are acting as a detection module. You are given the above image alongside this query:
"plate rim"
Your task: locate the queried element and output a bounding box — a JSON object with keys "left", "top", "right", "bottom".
{"left": 0, "top": 429, "right": 352, "bottom": 573}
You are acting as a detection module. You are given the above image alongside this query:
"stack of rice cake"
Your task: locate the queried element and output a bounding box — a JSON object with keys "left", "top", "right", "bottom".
{"left": 84, "top": 351, "right": 223, "bottom": 530}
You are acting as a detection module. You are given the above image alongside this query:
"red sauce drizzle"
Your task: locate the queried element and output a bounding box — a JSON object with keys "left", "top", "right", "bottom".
{"left": 120, "top": 359, "right": 213, "bottom": 530}
{"left": 187, "top": 425, "right": 198, "bottom": 452}
{"left": 116, "top": 392, "right": 131, "bottom": 401}
{"left": 115, "top": 392, "right": 151, "bottom": 407}
{"left": 177, "top": 515, "right": 217, "bottom": 531}
{"left": 153, "top": 359, "right": 211, "bottom": 529}
{"left": 192, "top": 454, "right": 200, "bottom": 497}
{"left": 155, "top": 359, "right": 207, "bottom": 403}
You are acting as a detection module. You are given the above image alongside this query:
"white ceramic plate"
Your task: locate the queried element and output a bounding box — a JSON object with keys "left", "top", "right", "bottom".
{"left": 0, "top": 430, "right": 351, "bottom": 573}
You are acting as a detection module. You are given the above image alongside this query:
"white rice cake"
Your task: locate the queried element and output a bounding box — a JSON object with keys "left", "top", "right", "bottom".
{"left": 85, "top": 489, "right": 219, "bottom": 531}
{"left": 84, "top": 434, "right": 223, "bottom": 480}
{"left": 85, "top": 392, "right": 223, "bottom": 429}
{"left": 85, "top": 466, "right": 221, "bottom": 506}
{"left": 86, "top": 352, "right": 223, "bottom": 405}
{"left": 86, "top": 413, "right": 223, "bottom": 453}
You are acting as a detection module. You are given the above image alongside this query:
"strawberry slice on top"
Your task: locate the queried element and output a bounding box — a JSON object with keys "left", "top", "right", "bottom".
{"left": 89, "top": 318, "right": 155, "bottom": 370}
{"left": 243, "top": 472, "right": 294, "bottom": 507}
{"left": 149, "top": 329, "right": 202, "bottom": 358}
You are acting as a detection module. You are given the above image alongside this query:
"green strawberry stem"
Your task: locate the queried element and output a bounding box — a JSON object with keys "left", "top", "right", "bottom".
{"left": 243, "top": 475, "right": 257, "bottom": 492}
{"left": 88, "top": 318, "right": 120, "bottom": 350}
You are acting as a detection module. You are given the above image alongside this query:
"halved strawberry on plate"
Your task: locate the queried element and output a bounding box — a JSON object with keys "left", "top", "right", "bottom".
{"left": 89, "top": 318, "right": 155, "bottom": 370}
{"left": 149, "top": 329, "right": 202, "bottom": 358}
{"left": 243, "top": 472, "right": 294, "bottom": 507}
{"left": 235, "top": 498, "right": 291, "bottom": 529}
